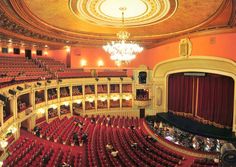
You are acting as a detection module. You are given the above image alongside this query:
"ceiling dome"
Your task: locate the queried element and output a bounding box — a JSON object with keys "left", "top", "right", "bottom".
{"left": 71, "top": 0, "right": 177, "bottom": 27}
{"left": 0, "top": 0, "right": 234, "bottom": 48}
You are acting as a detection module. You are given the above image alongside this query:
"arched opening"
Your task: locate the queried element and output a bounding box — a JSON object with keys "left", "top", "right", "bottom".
{"left": 152, "top": 56, "right": 236, "bottom": 132}
{"left": 168, "top": 72, "right": 234, "bottom": 129}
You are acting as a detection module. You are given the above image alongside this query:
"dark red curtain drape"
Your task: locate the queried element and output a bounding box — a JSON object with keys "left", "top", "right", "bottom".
{"left": 197, "top": 75, "right": 234, "bottom": 127}
{"left": 168, "top": 74, "right": 195, "bottom": 115}
{"left": 168, "top": 73, "right": 234, "bottom": 128}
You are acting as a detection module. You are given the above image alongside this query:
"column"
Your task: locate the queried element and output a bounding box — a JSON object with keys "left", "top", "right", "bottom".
{"left": 82, "top": 85, "right": 85, "bottom": 114}
{"left": 29, "top": 90, "right": 35, "bottom": 110}
{"left": 58, "top": 105, "right": 61, "bottom": 118}
{"left": 70, "top": 101, "right": 73, "bottom": 116}
{"left": 108, "top": 82, "right": 110, "bottom": 111}
{"left": 120, "top": 83, "right": 122, "bottom": 110}
{"left": 45, "top": 88, "right": 48, "bottom": 105}
{"left": 28, "top": 115, "right": 36, "bottom": 131}
{"left": 0, "top": 101, "right": 4, "bottom": 126}
{"left": 57, "top": 86, "right": 60, "bottom": 102}
{"left": 70, "top": 84, "right": 73, "bottom": 101}
{"left": 46, "top": 107, "right": 49, "bottom": 122}
{"left": 10, "top": 96, "right": 17, "bottom": 120}
{"left": 95, "top": 83, "right": 98, "bottom": 112}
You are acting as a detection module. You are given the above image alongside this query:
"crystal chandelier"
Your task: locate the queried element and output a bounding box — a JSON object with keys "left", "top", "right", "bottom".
{"left": 103, "top": 7, "right": 143, "bottom": 66}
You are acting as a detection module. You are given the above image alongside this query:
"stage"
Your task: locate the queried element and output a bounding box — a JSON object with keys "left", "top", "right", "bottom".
{"left": 150, "top": 112, "right": 236, "bottom": 141}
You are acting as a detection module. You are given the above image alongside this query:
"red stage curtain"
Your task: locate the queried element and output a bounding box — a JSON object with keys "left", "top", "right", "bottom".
{"left": 168, "top": 73, "right": 234, "bottom": 128}
{"left": 197, "top": 74, "right": 234, "bottom": 127}
{"left": 168, "top": 73, "right": 195, "bottom": 115}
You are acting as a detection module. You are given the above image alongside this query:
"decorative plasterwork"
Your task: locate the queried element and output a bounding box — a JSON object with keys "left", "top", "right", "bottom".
{"left": 0, "top": 0, "right": 234, "bottom": 48}
{"left": 0, "top": 10, "right": 69, "bottom": 45}
{"left": 179, "top": 38, "right": 192, "bottom": 58}
{"left": 70, "top": 0, "right": 177, "bottom": 27}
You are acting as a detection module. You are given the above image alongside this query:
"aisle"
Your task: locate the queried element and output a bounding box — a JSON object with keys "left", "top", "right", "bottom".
{"left": 20, "top": 129, "right": 84, "bottom": 155}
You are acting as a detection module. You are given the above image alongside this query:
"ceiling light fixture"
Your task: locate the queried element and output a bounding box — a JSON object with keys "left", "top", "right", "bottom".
{"left": 103, "top": 7, "right": 143, "bottom": 66}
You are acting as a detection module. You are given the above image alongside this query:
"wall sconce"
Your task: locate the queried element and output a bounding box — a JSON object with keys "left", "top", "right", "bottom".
{"left": 8, "top": 47, "right": 13, "bottom": 53}
{"left": 7, "top": 126, "right": 17, "bottom": 134}
{"left": 63, "top": 102, "right": 69, "bottom": 106}
{"left": 111, "top": 95, "right": 119, "bottom": 101}
{"left": 97, "top": 60, "right": 104, "bottom": 67}
{"left": 80, "top": 59, "right": 87, "bottom": 67}
{"left": 37, "top": 108, "right": 45, "bottom": 114}
{"left": 32, "top": 50, "right": 36, "bottom": 55}
{"left": 75, "top": 99, "right": 82, "bottom": 104}
{"left": 20, "top": 49, "right": 25, "bottom": 54}
{"left": 86, "top": 96, "right": 94, "bottom": 102}
{"left": 99, "top": 95, "right": 107, "bottom": 102}
{"left": 65, "top": 46, "right": 71, "bottom": 53}
{"left": 0, "top": 140, "right": 8, "bottom": 149}
{"left": 43, "top": 50, "right": 48, "bottom": 56}
{"left": 124, "top": 95, "right": 132, "bottom": 101}
{"left": 107, "top": 77, "right": 111, "bottom": 81}
{"left": 50, "top": 104, "right": 57, "bottom": 110}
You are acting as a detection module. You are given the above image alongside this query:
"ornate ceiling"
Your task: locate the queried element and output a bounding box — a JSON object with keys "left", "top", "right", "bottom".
{"left": 0, "top": 0, "right": 235, "bottom": 49}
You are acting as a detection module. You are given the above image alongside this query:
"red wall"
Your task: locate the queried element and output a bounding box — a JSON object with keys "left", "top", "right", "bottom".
{"left": 47, "top": 32, "right": 236, "bottom": 69}
{"left": 140, "top": 33, "right": 236, "bottom": 69}
{"left": 48, "top": 49, "right": 68, "bottom": 64}
{"left": 70, "top": 47, "right": 116, "bottom": 68}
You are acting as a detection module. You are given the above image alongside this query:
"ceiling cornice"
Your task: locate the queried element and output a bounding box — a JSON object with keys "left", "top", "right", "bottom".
{"left": 0, "top": 0, "right": 235, "bottom": 49}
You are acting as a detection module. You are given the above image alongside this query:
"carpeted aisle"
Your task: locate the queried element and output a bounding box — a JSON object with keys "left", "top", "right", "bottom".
{"left": 20, "top": 129, "right": 87, "bottom": 165}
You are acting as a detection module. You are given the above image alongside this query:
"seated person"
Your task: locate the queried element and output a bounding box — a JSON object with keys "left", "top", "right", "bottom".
{"left": 111, "top": 150, "right": 119, "bottom": 157}
{"left": 154, "top": 122, "right": 158, "bottom": 129}
{"left": 106, "top": 143, "right": 113, "bottom": 150}
{"left": 130, "top": 125, "right": 135, "bottom": 130}
{"left": 131, "top": 142, "right": 138, "bottom": 148}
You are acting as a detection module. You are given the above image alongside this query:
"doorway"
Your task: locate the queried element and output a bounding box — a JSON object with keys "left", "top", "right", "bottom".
{"left": 25, "top": 49, "right": 32, "bottom": 59}
{"left": 140, "top": 108, "right": 145, "bottom": 118}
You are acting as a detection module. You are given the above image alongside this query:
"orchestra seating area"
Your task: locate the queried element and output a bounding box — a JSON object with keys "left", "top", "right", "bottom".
{"left": 191, "top": 158, "right": 218, "bottom": 167}
{"left": 2, "top": 115, "right": 206, "bottom": 167}
{"left": 36, "top": 116, "right": 89, "bottom": 145}
{"left": 3, "top": 136, "right": 82, "bottom": 167}
{"left": 1, "top": 111, "right": 224, "bottom": 167}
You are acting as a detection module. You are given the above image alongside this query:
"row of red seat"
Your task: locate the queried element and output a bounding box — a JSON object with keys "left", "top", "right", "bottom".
{"left": 57, "top": 71, "right": 92, "bottom": 78}
{"left": 191, "top": 158, "right": 218, "bottom": 167}
{"left": 86, "top": 115, "right": 184, "bottom": 166}
{"left": 4, "top": 136, "right": 82, "bottom": 167}
{"left": 36, "top": 116, "right": 89, "bottom": 146}
{"left": 97, "top": 71, "right": 127, "bottom": 77}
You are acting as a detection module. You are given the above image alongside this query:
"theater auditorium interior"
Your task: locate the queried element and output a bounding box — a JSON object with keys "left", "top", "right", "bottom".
{"left": 0, "top": 0, "right": 235, "bottom": 167}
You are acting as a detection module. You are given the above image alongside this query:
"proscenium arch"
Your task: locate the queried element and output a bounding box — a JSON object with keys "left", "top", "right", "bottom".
{"left": 152, "top": 56, "right": 236, "bottom": 132}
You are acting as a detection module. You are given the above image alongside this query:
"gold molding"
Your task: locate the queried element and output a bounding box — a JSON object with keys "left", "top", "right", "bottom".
{"left": 152, "top": 56, "right": 236, "bottom": 131}
{"left": 179, "top": 38, "right": 192, "bottom": 58}
{"left": 70, "top": 0, "right": 177, "bottom": 27}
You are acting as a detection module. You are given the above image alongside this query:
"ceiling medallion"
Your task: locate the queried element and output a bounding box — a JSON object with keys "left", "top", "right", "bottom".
{"left": 69, "top": 0, "right": 177, "bottom": 27}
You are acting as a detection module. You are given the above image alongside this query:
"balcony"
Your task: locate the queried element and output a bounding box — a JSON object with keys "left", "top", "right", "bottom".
{"left": 134, "top": 99, "right": 151, "bottom": 107}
